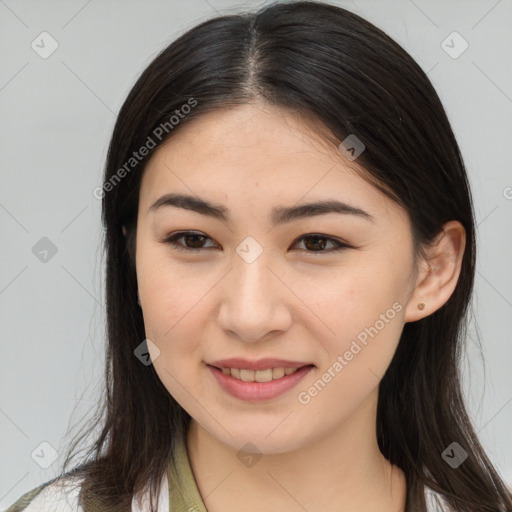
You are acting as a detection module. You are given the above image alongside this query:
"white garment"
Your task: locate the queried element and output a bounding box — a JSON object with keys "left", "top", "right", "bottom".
{"left": 424, "top": 486, "right": 453, "bottom": 511}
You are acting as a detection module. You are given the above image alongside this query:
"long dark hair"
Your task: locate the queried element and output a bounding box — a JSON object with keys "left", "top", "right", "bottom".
{"left": 58, "top": 2, "right": 512, "bottom": 511}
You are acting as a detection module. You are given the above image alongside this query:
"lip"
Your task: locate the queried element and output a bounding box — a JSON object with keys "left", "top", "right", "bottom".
{"left": 207, "top": 363, "right": 315, "bottom": 402}
{"left": 208, "top": 357, "right": 312, "bottom": 371}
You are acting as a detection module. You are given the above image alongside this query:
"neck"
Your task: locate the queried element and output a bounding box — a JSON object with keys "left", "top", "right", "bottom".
{"left": 186, "top": 388, "right": 407, "bottom": 512}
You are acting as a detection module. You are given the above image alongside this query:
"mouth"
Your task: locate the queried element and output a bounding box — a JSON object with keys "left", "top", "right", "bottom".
{"left": 208, "top": 364, "right": 313, "bottom": 383}
{"left": 206, "top": 362, "right": 315, "bottom": 401}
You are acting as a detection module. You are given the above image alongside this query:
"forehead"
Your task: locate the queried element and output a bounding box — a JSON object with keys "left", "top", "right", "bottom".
{"left": 138, "top": 103, "right": 402, "bottom": 224}
{"left": 147, "top": 103, "right": 335, "bottom": 172}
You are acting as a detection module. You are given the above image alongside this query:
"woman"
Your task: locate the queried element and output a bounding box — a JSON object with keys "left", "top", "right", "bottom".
{"left": 7, "top": 1, "right": 512, "bottom": 511}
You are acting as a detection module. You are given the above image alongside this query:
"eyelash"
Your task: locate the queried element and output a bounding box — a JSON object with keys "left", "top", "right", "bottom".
{"left": 161, "top": 231, "right": 351, "bottom": 254}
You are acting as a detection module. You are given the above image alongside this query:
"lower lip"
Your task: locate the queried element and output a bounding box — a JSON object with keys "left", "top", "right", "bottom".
{"left": 207, "top": 364, "right": 314, "bottom": 402}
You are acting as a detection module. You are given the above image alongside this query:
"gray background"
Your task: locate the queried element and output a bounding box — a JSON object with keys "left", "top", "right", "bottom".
{"left": 1, "top": 0, "right": 511, "bottom": 507}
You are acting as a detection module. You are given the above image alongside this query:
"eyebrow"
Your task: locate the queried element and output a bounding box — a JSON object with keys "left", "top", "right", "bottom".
{"left": 148, "top": 193, "right": 374, "bottom": 225}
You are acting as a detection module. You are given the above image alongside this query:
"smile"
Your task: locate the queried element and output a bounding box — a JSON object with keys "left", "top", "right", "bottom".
{"left": 218, "top": 366, "right": 300, "bottom": 382}
{"left": 207, "top": 364, "right": 315, "bottom": 401}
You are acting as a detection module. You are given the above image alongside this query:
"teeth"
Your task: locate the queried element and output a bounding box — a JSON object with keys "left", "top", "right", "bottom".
{"left": 220, "top": 366, "right": 301, "bottom": 382}
{"left": 272, "top": 367, "right": 285, "bottom": 379}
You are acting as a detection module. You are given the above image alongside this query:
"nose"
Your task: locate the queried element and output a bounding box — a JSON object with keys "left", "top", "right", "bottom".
{"left": 217, "top": 250, "right": 293, "bottom": 343}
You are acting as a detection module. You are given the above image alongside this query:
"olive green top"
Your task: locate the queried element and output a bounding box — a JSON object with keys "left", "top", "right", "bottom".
{"left": 167, "top": 433, "right": 208, "bottom": 512}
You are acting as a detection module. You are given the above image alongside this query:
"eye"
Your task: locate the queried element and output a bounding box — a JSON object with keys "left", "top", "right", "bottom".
{"left": 292, "top": 234, "right": 351, "bottom": 253}
{"left": 162, "top": 231, "right": 217, "bottom": 252}
{"left": 162, "top": 231, "right": 351, "bottom": 254}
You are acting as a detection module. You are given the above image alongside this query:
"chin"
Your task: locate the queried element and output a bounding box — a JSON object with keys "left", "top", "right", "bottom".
{"left": 206, "top": 425, "right": 309, "bottom": 455}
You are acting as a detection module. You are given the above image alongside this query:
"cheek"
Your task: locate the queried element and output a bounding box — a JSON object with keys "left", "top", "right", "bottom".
{"left": 140, "top": 271, "right": 206, "bottom": 407}
{"left": 293, "top": 270, "right": 406, "bottom": 420}
{"left": 300, "top": 261, "right": 408, "bottom": 372}
{"left": 136, "top": 255, "right": 208, "bottom": 393}
{"left": 137, "top": 243, "right": 207, "bottom": 337}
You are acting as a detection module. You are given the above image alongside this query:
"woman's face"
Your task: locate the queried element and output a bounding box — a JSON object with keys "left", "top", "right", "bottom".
{"left": 135, "top": 102, "right": 419, "bottom": 454}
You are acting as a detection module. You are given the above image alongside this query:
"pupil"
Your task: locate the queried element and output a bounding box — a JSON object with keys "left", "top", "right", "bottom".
{"left": 187, "top": 234, "right": 205, "bottom": 248}
{"left": 306, "top": 236, "right": 324, "bottom": 251}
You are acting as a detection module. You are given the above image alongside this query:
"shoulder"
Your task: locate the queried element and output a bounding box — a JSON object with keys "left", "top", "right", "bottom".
{"left": 5, "top": 475, "right": 84, "bottom": 512}
{"left": 6, "top": 470, "right": 171, "bottom": 512}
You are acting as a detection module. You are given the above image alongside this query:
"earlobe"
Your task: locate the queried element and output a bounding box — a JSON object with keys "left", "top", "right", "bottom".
{"left": 404, "top": 220, "right": 466, "bottom": 323}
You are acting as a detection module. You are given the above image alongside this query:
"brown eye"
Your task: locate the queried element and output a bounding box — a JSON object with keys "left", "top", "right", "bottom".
{"left": 162, "top": 231, "right": 351, "bottom": 254}
{"left": 180, "top": 233, "right": 208, "bottom": 249}
{"left": 292, "top": 234, "right": 350, "bottom": 253}
{"left": 163, "top": 231, "right": 217, "bottom": 252}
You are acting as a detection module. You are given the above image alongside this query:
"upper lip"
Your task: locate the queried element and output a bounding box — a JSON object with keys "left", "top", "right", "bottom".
{"left": 208, "top": 358, "right": 313, "bottom": 371}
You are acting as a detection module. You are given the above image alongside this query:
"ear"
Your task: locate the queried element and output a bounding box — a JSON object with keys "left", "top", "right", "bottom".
{"left": 404, "top": 220, "right": 466, "bottom": 322}
{"left": 122, "top": 224, "right": 127, "bottom": 237}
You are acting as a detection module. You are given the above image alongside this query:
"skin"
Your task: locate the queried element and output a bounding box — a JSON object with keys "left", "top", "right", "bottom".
{"left": 133, "top": 102, "right": 466, "bottom": 512}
